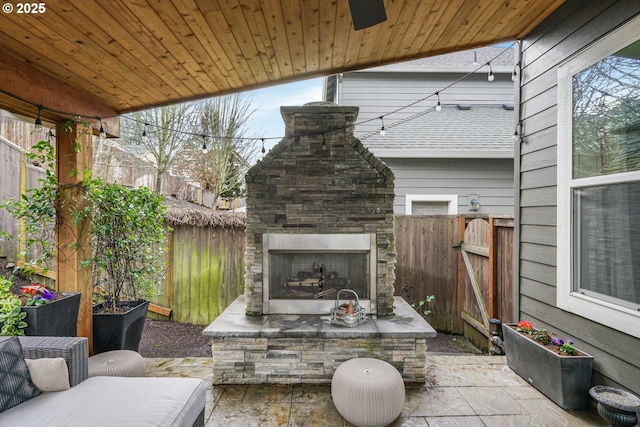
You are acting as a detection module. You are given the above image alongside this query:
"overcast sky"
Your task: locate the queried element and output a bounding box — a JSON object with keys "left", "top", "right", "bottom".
{"left": 243, "top": 78, "right": 324, "bottom": 153}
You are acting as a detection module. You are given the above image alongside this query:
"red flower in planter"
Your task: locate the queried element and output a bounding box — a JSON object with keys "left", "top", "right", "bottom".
{"left": 516, "top": 320, "right": 535, "bottom": 333}
{"left": 21, "top": 285, "right": 56, "bottom": 306}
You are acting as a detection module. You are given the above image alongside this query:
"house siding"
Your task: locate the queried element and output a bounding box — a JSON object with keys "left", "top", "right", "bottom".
{"left": 386, "top": 158, "right": 514, "bottom": 215}
{"left": 518, "top": 0, "right": 640, "bottom": 394}
{"left": 340, "top": 72, "right": 514, "bottom": 137}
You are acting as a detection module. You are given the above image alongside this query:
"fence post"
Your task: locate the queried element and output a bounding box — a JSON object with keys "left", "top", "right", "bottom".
{"left": 456, "top": 216, "right": 466, "bottom": 333}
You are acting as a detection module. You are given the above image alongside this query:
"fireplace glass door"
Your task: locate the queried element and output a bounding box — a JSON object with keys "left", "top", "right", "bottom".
{"left": 263, "top": 233, "right": 376, "bottom": 314}
{"left": 269, "top": 252, "right": 369, "bottom": 300}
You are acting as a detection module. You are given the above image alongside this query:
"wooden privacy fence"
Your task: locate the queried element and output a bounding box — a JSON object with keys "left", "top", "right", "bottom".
{"left": 148, "top": 223, "right": 246, "bottom": 325}
{"left": 394, "top": 215, "right": 514, "bottom": 350}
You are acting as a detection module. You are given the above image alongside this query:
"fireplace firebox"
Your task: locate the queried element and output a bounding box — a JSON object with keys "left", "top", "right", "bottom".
{"left": 264, "top": 233, "right": 376, "bottom": 314}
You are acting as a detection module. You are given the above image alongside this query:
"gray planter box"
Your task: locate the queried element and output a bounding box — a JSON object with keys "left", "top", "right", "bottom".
{"left": 502, "top": 323, "right": 593, "bottom": 409}
{"left": 22, "top": 292, "right": 81, "bottom": 336}
{"left": 93, "top": 299, "right": 149, "bottom": 355}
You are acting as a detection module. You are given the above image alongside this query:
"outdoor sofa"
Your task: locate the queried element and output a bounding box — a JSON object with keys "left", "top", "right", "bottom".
{"left": 0, "top": 336, "right": 205, "bottom": 427}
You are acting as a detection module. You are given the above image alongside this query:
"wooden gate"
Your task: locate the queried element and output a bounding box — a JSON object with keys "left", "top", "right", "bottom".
{"left": 457, "top": 217, "right": 514, "bottom": 351}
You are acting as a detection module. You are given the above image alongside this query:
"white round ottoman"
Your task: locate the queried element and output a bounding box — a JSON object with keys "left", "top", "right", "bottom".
{"left": 88, "top": 350, "right": 146, "bottom": 377}
{"left": 331, "top": 358, "right": 405, "bottom": 427}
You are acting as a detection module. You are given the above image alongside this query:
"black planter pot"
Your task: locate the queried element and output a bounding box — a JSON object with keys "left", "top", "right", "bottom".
{"left": 92, "top": 299, "right": 149, "bottom": 354}
{"left": 22, "top": 292, "right": 81, "bottom": 336}
{"left": 502, "top": 323, "right": 594, "bottom": 410}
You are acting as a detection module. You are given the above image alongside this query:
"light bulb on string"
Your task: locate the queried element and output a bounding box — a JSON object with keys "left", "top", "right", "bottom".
{"left": 142, "top": 124, "right": 149, "bottom": 144}
{"left": 379, "top": 116, "right": 386, "bottom": 136}
{"left": 33, "top": 105, "right": 44, "bottom": 135}
{"left": 98, "top": 118, "right": 106, "bottom": 142}
{"left": 435, "top": 92, "right": 442, "bottom": 112}
{"left": 261, "top": 138, "right": 266, "bottom": 154}
{"left": 487, "top": 62, "right": 495, "bottom": 82}
{"left": 201, "top": 135, "right": 208, "bottom": 154}
{"left": 512, "top": 62, "right": 520, "bottom": 82}
{"left": 321, "top": 133, "right": 327, "bottom": 150}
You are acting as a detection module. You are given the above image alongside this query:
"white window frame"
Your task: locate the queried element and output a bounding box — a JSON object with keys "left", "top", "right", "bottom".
{"left": 405, "top": 194, "right": 458, "bottom": 215}
{"left": 557, "top": 15, "right": 640, "bottom": 339}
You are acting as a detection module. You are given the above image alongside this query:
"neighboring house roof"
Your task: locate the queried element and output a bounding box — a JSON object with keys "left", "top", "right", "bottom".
{"left": 361, "top": 104, "right": 515, "bottom": 159}
{"left": 360, "top": 46, "right": 515, "bottom": 74}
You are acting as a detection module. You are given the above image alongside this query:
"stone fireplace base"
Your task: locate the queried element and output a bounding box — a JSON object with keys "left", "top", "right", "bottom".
{"left": 203, "top": 296, "right": 436, "bottom": 384}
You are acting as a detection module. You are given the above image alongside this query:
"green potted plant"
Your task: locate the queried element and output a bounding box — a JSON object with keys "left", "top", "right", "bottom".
{"left": 1, "top": 139, "right": 81, "bottom": 336}
{"left": 502, "top": 320, "right": 594, "bottom": 410}
{"left": 0, "top": 276, "right": 27, "bottom": 336}
{"left": 78, "top": 179, "right": 169, "bottom": 354}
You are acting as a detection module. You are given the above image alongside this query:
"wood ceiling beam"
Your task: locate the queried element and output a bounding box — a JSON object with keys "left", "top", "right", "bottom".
{"left": 0, "top": 49, "right": 120, "bottom": 136}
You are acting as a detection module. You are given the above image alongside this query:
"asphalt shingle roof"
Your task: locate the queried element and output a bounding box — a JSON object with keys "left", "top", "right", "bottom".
{"left": 361, "top": 104, "right": 515, "bottom": 158}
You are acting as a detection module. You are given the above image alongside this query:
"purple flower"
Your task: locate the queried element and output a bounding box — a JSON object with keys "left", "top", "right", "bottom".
{"left": 552, "top": 338, "right": 564, "bottom": 346}
{"left": 41, "top": 289, "right": 56, "bottom": 300}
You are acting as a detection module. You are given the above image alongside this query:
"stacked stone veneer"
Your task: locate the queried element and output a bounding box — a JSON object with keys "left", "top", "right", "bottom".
{"left": 212, "top": 337, "right": 427, "bottom": 384}
{"left": 244, "top": 102, "right": 396, "bottom": 315}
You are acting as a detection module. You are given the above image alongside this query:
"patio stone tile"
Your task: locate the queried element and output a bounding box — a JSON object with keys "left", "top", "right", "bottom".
{"left": 291, "top": 384, "right": 333, "bottom": 402}
{"left": 502, "top": 385, "right": 546, "bottom": 400}
{"left": 215, "top": 384, "right": 248, "bottom": 402}
{"left": 456, "top": 386, "right": 528, "bottom": 415}
{"left": 401, "top": 387, "right": 475, "bottom": 417}
{"left": 424, "top": 416, "right": 486, "bottom": 426}
{"left": 206, "top": 401, "right": 291, "bottom": 427}
{"left": 429, "top": 363, "right": 527, "bottom": 388}
{"left": 518, "top": 399, "right": 607, "bottom": 427}
{"left": 480, "top": 414, "right": 546, "bottom": 427}
{"left": 289, "top": 400, "right": 344, "bottom": 427}
{"left": 387, "top": 416, "right": 429, "bottom": 426}
{"left": 243, "top": 384, "right": 293, "bottom": 402}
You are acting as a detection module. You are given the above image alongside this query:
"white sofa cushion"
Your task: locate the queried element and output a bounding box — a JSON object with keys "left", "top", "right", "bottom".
{"left": 0, "top": 376, "right": 205, "bottom": 427}
{"left": 25, "top": 358, "right": 70, "bottom": 392}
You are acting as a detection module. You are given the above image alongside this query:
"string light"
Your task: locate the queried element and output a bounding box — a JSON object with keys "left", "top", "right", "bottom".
{"left": 321, "top": 133, "right": 327, "bottom": 150}
{"left": 98, "top": 118, "right": 106, "bottom": 142}
{"left": 512, "top": 61, "right": 520, "bottom": 82}
{"left": 472, "top": 50, "right": 479, "bottom": 66}
{"left": 201, "top": 135, "right": 208, "bottom": 154}
{"left": 33, "top": 105, "right": 43, "bottom": 134}
{"left": 142, "top": 123, "right": 149, "bottom": 143}
{"left": 13, "top": 43, "right": 515, "bottom": 151}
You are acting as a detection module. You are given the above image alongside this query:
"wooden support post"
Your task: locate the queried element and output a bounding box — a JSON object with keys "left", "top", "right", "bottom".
{"left": 55, "top": 121, "right": 93, "bottom": 348}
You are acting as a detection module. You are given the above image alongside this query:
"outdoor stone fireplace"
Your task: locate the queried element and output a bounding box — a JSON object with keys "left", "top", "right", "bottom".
{"left": 243, "top": 102, "right": 396, "bottom": 316}
{"left": 203, "top": 102, "right": 436, "bottom": 385}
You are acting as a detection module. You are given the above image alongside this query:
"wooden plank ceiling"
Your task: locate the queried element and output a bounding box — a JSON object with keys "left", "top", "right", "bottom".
{"left": 0, "top": 0, "right": 565, "bottom": 124}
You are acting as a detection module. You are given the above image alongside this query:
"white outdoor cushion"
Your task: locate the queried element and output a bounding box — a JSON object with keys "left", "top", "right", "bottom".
{"left": 0, "top": 376, "right": 205, "bottom": 427}
{"left": 25, "top": 358, "right": 70, "bottom": 392}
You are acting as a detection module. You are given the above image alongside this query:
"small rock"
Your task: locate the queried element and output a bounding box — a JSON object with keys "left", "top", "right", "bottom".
{"left": 5, "top": 262, "right": 15, "bottom": 269}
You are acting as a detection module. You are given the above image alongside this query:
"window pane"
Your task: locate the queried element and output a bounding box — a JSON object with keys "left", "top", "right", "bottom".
{"left": 573, "top": 181, "right": 640, "bottom": 308}
{"left": 412, "top": 201, "right": 448, "bottom": 215}
{"left": 572, "top": 40, "right": 640, "bottom": 179}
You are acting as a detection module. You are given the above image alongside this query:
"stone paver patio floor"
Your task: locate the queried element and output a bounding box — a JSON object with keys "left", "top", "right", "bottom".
{"left": 145, "top": 354, "right": 607, "bottom": 427}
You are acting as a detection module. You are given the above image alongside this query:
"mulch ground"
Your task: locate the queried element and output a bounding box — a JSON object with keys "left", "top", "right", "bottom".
{"left": 2, "top": 262, "right": 481, "bottom": 358}
{"left": 138, "top": 319, "right": 480, "bottom": 358}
